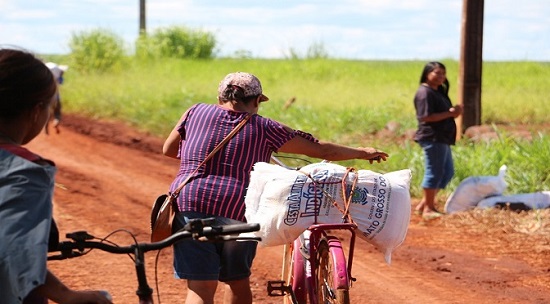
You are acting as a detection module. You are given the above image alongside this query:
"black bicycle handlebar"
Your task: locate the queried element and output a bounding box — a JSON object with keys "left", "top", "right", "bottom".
{"left": 48, "top": 218, "right": 260, "bottom": 260}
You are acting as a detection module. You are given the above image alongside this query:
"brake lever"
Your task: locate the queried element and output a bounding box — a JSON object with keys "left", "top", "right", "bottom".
{"left": 66, "top": 231, "right": 94, "bottom": 241}
{"left": 181, "top": 217, "right": 220, "bottom": 239}
{"left": 48, "top": 242, "right": 85, "bottom": 260}
{"left": 183, "top": 218, "right": 215, "bottom": 234}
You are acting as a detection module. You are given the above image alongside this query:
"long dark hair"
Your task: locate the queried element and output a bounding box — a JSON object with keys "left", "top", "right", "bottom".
{"left": 419, "top": 61, "right": 450, "bottom": 98}
{"left": 0, "top": 47, "right": 57, "bottom": 121}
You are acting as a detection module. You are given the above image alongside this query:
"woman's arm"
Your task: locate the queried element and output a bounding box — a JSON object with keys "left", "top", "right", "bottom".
{"left": 420, "top": 104, "right": 463, "bottom": 123}
{"left": 30, "top": 270, "right": 112, "bottom": 304}
{"left": 162, "top": 127, "right": 181, "bottom": 159}
{"left": 162, "top": 110, "right": 190, "bottom": 158}
{"left": 278, "top": 133, "right": 388, "bottom": 163}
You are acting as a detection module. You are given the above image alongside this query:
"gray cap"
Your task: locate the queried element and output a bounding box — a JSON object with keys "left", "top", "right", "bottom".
{"left": 218, "top": 72, "right": 269, "bottom": 102}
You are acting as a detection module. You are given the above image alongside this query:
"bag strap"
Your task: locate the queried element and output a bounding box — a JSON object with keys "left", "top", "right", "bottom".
{"left": 171, "top": 113, "right": 252, "bottom": 198}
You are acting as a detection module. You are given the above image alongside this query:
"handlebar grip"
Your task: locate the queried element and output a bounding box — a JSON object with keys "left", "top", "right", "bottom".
{"left": 205, "top": 223, "right": 260, "bottom": 235}
{"left": 100, "top": 290, "right": 112, "bottom": 301}
{"left": 223, "top": 223, "right": 260, "bottom": 233}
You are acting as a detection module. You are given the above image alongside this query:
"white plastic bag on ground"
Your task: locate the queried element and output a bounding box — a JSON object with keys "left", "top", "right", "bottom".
{"left": 477, "top": 191, "right": 550, "bottom": 210}
{"left": 244, "top": 162, "right": 411, "bottom": 264}
{"left": 444, "top": 165, "right": 507, "bottom": 214}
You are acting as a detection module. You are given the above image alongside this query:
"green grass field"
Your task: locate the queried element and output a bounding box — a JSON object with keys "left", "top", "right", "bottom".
{"left": 51, "top": 57, "right": 550, "bottom": 203}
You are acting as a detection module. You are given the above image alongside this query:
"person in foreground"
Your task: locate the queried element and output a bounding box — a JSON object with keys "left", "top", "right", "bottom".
{"left": 413, "top": 61, "right": 463, "bottom": 220}
{"left": 162, "top": 72, "right": 389, "bottom": 304}
{"left": 0, "top": 47, "right": 112, "bottom": 304}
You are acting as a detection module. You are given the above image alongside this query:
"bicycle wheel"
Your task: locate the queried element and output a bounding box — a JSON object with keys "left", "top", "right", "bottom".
{"left": 316, "top": 236, "right": 350, "bottom": 304}
{"left": 283, "top": 239, "right": 308, "bottom": 304}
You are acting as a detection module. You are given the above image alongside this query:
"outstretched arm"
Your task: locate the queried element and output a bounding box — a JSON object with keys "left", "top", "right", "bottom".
{"left": 278, "top": 133, "right": 388, "bottom": 164}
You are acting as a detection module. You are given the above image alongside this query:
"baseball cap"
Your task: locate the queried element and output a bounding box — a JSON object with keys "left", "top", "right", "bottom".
{"left": 218, "top": 72, "right": 269, "bottom": 102}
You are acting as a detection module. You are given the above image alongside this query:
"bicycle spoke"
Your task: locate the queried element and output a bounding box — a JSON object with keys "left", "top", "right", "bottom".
{"left": 322, "top": 277, "right": 336, "bottom": 300}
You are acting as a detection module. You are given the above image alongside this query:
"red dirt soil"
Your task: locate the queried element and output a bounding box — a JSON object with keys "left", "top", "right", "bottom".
{"left": 29, "top": 115, "right": 549, "bottom": 304}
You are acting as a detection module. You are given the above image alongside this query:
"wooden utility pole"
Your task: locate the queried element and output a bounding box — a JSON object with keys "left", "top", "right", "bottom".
{"left": 139, "top": 0, "right": 146, "bottom": 35}
{"left": 457, "top": 0, "right": 484, "bottom": 137}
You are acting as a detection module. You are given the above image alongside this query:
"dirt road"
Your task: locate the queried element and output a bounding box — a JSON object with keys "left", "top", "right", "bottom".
{"left": 30, "top": 115, "right": 549, "bottom": 303}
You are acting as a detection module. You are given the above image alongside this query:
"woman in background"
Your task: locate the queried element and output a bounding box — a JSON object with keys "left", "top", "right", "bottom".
{"left": 413, "top": 61, "right": 463, "bottom": 220}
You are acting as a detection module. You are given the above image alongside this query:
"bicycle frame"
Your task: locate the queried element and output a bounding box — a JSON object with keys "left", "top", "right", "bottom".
{"left": 283, "top": 222, "right": 357, "bottom": 304}
{"left": 48, "top": 219, "right": 260, "bottom": 304}
{"left": 267, "top": 155, "right": 358, "bottom": 304}
{"left": 306, "top": 223, "right": 356, "bottom": 300}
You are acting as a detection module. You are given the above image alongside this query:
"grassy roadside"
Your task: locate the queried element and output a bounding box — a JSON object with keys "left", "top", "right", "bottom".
{"left": 50, "top": 57, "right": 550, "bottom": 201}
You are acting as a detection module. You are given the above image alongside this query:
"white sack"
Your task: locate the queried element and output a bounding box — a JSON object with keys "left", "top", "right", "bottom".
{"left": 444, "top": 165, "right": 507, "bottom": 214}
{"left": 477, "top": 191, "right": 550, "bottom": 210}
{"left": 244, "top": 162, "right": 411, "bottom": 264}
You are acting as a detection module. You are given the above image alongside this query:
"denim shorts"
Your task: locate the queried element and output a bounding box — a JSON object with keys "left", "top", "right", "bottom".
{"left": 418, "top": 141, "right": 454, "bottom": 189}
{"left": 172, "top": 211, "right": 257, "bottom": 281}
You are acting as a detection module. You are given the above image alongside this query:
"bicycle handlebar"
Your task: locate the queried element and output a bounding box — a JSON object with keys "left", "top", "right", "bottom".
{"left": 48, "top": 218, "right": 260, "bottom": 260}
{"left": 271, "top": 154, "right": 313, "bottom": 170}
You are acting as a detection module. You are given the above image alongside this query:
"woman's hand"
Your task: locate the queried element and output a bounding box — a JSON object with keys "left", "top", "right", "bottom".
{"left": 450, "top": 104, "right": 463, "bottom": 118}
{"left": 36, "top": 271, "right": 113, "bottom": 304}
{"left": 359, "top": 147, "right": 389, "bottom": 164}
{"left": 63, "top": 290, "right": 113, "bottom": 304}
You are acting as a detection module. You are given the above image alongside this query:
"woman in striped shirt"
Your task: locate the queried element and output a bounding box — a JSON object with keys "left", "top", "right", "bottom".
{"left": 162, "top": 72, "right": 388, "bottom": 304}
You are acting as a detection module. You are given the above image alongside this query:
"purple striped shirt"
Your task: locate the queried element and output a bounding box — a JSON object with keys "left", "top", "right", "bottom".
{"left": 170, "top": 103, "right": 318, "bottom": 221}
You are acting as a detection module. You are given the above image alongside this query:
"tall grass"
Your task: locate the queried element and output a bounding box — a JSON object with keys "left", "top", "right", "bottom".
{"left": 482, "top": 62, "right": 550, "bottom": 124}
{"left": 53, "top": 57, "right": 550, "bottom": 200}
{"left": 60, "top": 58, "right": 436, "bottom": 135}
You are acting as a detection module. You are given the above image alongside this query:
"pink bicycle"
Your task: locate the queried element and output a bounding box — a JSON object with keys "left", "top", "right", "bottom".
{"left": 267, "top": 156, "right": 360, "bottom": 304}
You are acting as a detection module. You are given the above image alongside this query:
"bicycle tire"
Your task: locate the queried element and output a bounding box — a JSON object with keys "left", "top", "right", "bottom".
{"left": 316, "top": 236, "right": 350, "bottom": 304}
{"left": 283, "top": 239, "right": 308, "bottom": 304}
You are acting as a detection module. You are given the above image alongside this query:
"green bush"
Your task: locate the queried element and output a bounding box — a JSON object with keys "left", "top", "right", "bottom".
{"left": 135, "top": 26, "right": 216, "bottom": 59}
{"left": 68, "top": 29, "right": 126, "bottom": 73}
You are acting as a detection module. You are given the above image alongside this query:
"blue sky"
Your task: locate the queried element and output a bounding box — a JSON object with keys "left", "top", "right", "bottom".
{"left": 1, "top": 0, "right": 548, "bottom": 61}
